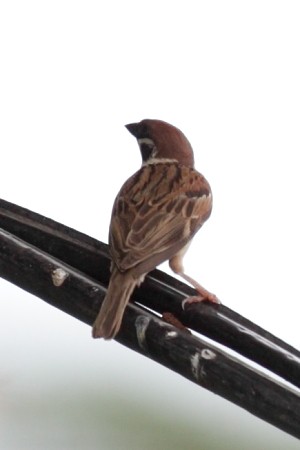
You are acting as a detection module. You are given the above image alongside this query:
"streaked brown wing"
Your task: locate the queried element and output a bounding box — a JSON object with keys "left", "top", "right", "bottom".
{"left": 109, "top": 162, "right": 212, "bottom": 273}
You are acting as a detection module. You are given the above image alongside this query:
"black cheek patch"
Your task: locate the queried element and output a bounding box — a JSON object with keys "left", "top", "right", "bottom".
{"left": 140, "top": 143, "right": 154, "bottom": 162}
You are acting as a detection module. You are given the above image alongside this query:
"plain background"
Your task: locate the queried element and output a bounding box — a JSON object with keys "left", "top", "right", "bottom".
{"left": 0, "top": 1, "right": 299, "bottom": 449}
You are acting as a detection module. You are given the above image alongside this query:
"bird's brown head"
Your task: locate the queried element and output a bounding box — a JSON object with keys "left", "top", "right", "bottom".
{"left": 125, "top": 119, "right": 194, "bottom": 167}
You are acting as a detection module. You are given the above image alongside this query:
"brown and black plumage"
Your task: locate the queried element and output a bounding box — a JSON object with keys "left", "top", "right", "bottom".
{"left": 92, "top": 119, "right": 218, "bottom": 340}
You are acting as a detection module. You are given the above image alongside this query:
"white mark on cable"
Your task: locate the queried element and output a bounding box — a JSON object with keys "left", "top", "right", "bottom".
{"left": 51, "top": 268, "right": 69, "bottom": 287}
{"left": 191, "top": 349, "right": 217, "bottom": 381}
{"left": 191, "top": 352, "right": 200, "bottom": 380}
{"left": 165, "top": 330, "right": 178, "bottom": 339}
{"left": 201, "top": 349, "right": 216, "bottom": 360}
{"left": 135, "top": 316, "right": 151, "bottom": 351}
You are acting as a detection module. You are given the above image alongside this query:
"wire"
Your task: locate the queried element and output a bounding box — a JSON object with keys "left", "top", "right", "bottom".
{"left": 1, "top": 198, "right": 300, "bottom": 439}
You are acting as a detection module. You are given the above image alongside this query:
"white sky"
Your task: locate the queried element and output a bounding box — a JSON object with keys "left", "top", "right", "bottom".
{"left": 0, "top": 2, "right": 300, "bottom": 449}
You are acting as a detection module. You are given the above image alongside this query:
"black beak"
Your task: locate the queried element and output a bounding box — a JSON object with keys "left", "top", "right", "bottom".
{"left": 125, "top": 122, "right": 141, "bottom": 138}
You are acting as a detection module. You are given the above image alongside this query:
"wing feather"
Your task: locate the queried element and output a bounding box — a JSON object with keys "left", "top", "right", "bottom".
{"left": 109, "top": 163, "right": 212, "bottom": 273}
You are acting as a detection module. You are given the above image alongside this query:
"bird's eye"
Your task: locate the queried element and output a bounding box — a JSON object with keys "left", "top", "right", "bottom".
{"left": 138, "top": 138, "right": 156, "bottom": 162}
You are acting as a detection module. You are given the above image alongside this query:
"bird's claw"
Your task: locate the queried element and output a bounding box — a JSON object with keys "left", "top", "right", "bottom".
{"left": 182, "top": 293, "right": 221, "bottom": 310}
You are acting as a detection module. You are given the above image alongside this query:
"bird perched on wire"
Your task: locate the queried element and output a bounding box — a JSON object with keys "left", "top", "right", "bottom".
{"left": 92, "top": 119, "right": 218, "bottom": 340}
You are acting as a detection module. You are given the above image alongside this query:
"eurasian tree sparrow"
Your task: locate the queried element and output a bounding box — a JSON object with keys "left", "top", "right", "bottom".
{"left": 92, "top": 119, "right": 218, "bottom": 339}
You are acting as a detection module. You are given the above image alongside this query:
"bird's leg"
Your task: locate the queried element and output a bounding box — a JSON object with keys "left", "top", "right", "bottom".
{"left": 179, "top": 272, "right": 220, "bottom": 304}
{"left": 169, "top": 254, "right": 220, "bottom": 305}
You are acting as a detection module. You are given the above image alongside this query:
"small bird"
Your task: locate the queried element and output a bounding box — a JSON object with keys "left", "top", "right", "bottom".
{"left": 92, "top": 119, "right": 218, "bottom": 340}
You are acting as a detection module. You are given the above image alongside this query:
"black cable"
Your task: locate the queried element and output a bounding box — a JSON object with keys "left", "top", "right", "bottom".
{"left": 1, "top": 198, "right": 299, "bottom": 390}
{"left": 0, "top": 226, "right": 300, "bottom": 439}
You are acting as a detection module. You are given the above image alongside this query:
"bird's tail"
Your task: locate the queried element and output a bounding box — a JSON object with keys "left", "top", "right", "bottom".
{"left": 92, "top": 268, "right": 137, "bottom": 340}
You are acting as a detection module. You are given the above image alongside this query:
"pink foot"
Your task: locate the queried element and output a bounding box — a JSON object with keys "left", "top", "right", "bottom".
{"left": 200, "top": 292, "right": 221, "bottom": 304}
{"left": 182, "top": 294, "right": 221, "bottom": 310}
